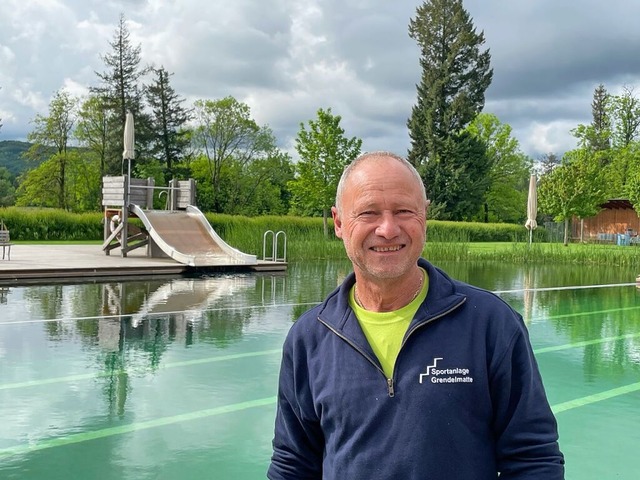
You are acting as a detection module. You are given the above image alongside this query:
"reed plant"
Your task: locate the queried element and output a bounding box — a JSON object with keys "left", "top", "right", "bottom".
{"left": 0, "top": 207, "right": 103, "bottom": 240}
{"left": 423, "top": 229, "right": 471, "bottom": 261}
{"left": 460, "top": 242, "right": 640, "bottom": 267}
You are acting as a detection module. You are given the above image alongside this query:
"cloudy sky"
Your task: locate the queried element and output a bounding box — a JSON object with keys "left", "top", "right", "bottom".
{"left": 2, "top": 0, "right": 640, "bottom": 161}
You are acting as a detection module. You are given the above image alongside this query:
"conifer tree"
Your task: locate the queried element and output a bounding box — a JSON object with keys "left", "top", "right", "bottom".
{"left": 91, "top": 13, "right": 150, "bottom": 175}
{"left": 146, "top": 66, "right": 191, "bottom": 182}
{"left": 590, "top": 83, "right": 611, "bottom": 152}
{"left": 407, "top": 0, "right": 492, "bottom": 218}
{"left": 539, "top": 152, "right": 560, "bottom": 176}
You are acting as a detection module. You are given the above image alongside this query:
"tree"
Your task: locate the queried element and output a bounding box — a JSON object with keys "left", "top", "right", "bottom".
{"left": 624, "top": 149, "right": 640, "bottom": 215}
{"left": 538, "top": 149, "right": 606, "bottom": 245}
{"left": 573, "top": 84, "right": 611, "bottom": 155}
{"left": 24, "top": 89, "right": 77, "bottom": 209}
{"left": 17, "top": 149, "right": 101, "bottom": 212}
{"left": 146, "top": 66, "right": 191, "bottom": 182}
{"left": 0, "top": 167, "right": 15, "bottom": 206}
{"left": 189, "top": 141, "right": 293, "bottom": 216}
{"left": 465, "top": 113, "right": 531, "bottom": 223}
{"left": 602, "top": 143, "right": 640, "bottom": 198}
{"left": 91, "top": 13, "right": 150, "bottom": 175}
{"left": 75, "top": 94, "right": 112, "bottom": 186}
{"left": 538, "top": 152, "right": 560, "bottom": 176}
{"left": 243, "top": 151, "right": 294, "bottom": 215}
{"left": 610, "top": 86, "right": 640, "bottom": 149}
{"left": 191, "top": 97, "right": 276, "bottom": 212}
{"left": 407, "top": 0, "right": 492, "bottom": 219}
{"left": 426, "top": 131, "right": 490, "bottom": 221}
{"left": 16, "top": 158, "right": 61, "bottom": 208}
{"left": 64, "top": 149, "right": 102, "bottom": 212}
{"left": 590, "top": 84, "right": 611, "bottom": 152}
{"left": 290, "top": 108, "right": 362, "bottom": 237}
{"left": 219, "top": 149, "right": 294, "bottom": 216}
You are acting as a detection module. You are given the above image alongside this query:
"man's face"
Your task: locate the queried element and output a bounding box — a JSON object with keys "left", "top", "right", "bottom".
{"left": 331, "top": 157, "right": 427, "bottom": 281}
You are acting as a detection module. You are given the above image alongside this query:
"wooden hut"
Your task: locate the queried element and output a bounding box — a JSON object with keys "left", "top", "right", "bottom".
{"left": 572, "top": 199, "right": 639, "bottom": 242}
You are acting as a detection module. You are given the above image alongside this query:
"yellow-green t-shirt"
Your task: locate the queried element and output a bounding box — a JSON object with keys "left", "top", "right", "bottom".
{"left": 350, "top": 268, "right": 428, "bottom": 378}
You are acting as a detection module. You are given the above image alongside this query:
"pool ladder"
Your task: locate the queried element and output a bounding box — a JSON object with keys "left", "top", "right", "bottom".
{"left": 263, "top": 230, "right": 287, "bottom": 262}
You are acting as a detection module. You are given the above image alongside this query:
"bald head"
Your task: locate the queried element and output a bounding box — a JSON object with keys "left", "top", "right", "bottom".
{"left": 335, "top": 151, "right": 428, "bottom": 214}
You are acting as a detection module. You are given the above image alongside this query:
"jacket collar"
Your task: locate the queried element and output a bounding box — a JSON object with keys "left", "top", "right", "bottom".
{"left": 317, "top": 258, "right": 466, "bottom": 350}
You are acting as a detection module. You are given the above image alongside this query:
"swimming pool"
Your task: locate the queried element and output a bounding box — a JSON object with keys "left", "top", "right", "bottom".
{"left": 1, "top": 261, "right": 638, "bottom": 479}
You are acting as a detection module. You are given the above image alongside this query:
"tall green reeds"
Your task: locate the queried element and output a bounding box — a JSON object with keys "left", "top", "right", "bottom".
{"left": 0, "top": 207, "right": 103, "bottom": 241}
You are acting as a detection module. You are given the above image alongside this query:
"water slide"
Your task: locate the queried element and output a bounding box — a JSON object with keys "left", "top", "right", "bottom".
{"left": 129, "top": 204, "right": 257, "bottom": 267}
{"left": 128, "top": 276, "right": 256, "bottom": 327}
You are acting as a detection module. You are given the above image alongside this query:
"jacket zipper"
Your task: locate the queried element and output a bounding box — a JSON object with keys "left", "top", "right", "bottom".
{"left": 318, "top": 319, "right": 392, "bottom": 393}
{"left": 318, "top": 298, "right": 466, "bottom": 398}
{"left": 399, "top": 299, "right": 466, "bottom": 352}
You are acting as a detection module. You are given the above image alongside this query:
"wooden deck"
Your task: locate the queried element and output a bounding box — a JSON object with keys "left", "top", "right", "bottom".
{"left": 0, "top": 244, "right": 287, "bottom": 285}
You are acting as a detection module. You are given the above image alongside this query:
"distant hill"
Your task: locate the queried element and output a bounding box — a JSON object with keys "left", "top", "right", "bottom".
{"left": 0, "top": 140, "right": 32, "bottom": 175}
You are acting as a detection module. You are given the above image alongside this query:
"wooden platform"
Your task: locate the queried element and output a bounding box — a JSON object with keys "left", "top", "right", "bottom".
{"left": 0, "top": 245, "right": 287, "bottom": 285}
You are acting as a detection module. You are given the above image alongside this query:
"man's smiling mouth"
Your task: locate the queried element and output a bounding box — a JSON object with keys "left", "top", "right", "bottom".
{"left": 371, "top": 245, "right": 403, "bottom": 252}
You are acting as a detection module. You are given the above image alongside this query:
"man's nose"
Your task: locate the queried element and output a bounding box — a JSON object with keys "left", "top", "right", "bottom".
{"left": 375, "top": 212, "right": 400, "bottom": 238}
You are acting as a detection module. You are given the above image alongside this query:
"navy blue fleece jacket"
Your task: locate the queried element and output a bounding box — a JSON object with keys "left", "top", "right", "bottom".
{"left": 268, "top": 259, "right": 564, "bottom": 479}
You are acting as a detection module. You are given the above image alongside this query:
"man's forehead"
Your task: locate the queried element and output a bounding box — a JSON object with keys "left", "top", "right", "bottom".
{"left": 349, "top": 162, "right": 406, "bottom": 184}
{"left": 350, "top": 187, "right": 424, "bottom": 208}
{"left": 348, "top": 166, "right": 419, "bottom": 192}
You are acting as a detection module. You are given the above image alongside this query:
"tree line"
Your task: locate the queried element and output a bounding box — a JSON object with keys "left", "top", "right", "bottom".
{"left": 1, "top": 1, "right": 638, "bottom": 236}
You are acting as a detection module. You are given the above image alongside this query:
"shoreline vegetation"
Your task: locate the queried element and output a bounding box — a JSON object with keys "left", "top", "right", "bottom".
{"left": 1, "top": 207, "right": 638, "bottom": 268}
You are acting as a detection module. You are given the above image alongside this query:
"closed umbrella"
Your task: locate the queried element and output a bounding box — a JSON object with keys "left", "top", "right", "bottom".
{"left": 123, "top": 111, "right": 135, "bottom": 179}
{"left": 525, "top": 174, "right": 537, "bottom": 245}
{"left": 120, "top": 112, "right": 135, "bottom": 256}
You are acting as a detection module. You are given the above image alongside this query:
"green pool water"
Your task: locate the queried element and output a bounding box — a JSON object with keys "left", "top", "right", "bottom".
{"left": 0, "top": 260, "right": 638, "bottom": 479}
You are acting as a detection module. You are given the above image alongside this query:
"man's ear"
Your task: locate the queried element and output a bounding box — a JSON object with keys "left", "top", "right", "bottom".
{"left": 331, "top": 206, "right": 343, "bottom": 239}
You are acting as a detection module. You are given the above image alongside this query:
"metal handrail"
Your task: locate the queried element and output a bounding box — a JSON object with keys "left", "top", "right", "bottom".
{"left": 275, "top": 230, "right": 287, "bottom": 262}
{"left": 263, "top": 230, "right": 287, "bottom": 262}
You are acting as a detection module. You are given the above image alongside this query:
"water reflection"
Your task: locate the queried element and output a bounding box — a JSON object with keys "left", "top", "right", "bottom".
{"left": 1, "top": 261, "right": 639, "bottom": 480}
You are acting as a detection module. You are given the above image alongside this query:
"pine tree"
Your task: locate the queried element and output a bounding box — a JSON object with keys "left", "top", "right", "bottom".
{"left": 91, "top": 13, "right": 150, "bottom": 175}
{"left": 146, "top": 66, "right": 191, "bottom": 182}
{"left": 407, "top": 0, "right": 492, "bottom": 218}
{"left": 539, "top": 152, "right": 560, "bottom": 176}
{"left": 590, "top": 84, "right": 611, "bottom": 152}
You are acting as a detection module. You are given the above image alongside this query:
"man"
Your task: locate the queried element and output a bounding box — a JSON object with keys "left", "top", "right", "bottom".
{"left": 268, "top": 151, "right": 564, "bottom": 479}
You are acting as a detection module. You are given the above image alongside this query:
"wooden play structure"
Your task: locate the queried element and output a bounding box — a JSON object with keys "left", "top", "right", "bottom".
{"left": 101, "top": 176, "right": 262, "bottom": 267}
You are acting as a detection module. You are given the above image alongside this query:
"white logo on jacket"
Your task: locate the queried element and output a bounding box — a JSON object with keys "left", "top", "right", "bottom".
{"left": 419, "top": 357, "right": 474, "bottom": 384}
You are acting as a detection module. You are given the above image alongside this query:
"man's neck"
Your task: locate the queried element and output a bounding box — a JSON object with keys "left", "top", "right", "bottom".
{"left": 354, "top": 268, "right": 425, "bottom": 312}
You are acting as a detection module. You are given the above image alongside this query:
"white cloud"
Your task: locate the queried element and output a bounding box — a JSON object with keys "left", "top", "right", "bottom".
{"left": 524, "top": 121, "right": 578, "bottom": 158}
{"left": 11, "top": 87, "right": 46, "bottom": 112}
{"left": 62, "top": 78, "right": 90, "bottom": 99}
{"left": 2, "top": 0, "right": 640, "bottom": 158}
